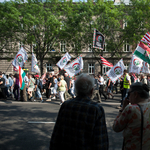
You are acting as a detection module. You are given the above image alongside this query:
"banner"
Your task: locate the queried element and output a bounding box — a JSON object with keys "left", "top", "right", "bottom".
{"left": 31, "top": 53, "right": 40, "bottom": 73}
{"left": 56, "top": 52, "right": 71, "bottom": 70}
{"left": 141, "top": 62, "right": 150, "bottom": 74}
{"left": 129, "top": 55, "right": 143, "bottom": 74}
{"left": 12, "top": 47, "right": 28, "bottom": 68}
{"left": 134, "top": 42, "right": 150, "bottom": 64}
{"left": 64, "top": 55, "right": 83, "bottom": 77}
{"left": 106, "top": 59, "right": 125, "bottom": 83}
{"left": 100, "top": 56, "right": 113, "bottom": 67}
{"left": 93, "top": 28, "right": 105, "bottom": 50}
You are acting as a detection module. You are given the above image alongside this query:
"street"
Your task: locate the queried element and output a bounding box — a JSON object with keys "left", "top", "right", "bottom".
{"left": 0, "top": 94, "right": 123, "bottom": 150}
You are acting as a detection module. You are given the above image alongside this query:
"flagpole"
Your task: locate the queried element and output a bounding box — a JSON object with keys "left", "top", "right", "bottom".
{"left": 5, "top": 62, "right": 12, "bottom": 74}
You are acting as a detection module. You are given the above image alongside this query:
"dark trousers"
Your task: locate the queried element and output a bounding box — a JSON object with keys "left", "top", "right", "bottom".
{"left": 68, "top": 89, "right": 74, "bottom": 99}
{"left": 121, "top": 88, "right": 129, "bottom": 106}
{"left": 0, "top": 88, "right": 6, "bottom": 99}
{"left": 99, "top": 85, "right": 107, "bottom": 99}
{"left": 13, "top": 84, "right": 20, "bottom": 100}
{"left": 46, "top": 88, "right": 51, "bottom": 98}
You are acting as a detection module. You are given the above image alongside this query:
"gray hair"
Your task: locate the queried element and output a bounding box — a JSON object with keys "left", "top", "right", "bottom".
{"left": 130, "top": 82, "right": 149, "bottom": 99}
{"left": 75, "top": 73, "right": 94, "bottom": 96}
{"left": 60, "top": 75, "right": 64, "bottom": 80}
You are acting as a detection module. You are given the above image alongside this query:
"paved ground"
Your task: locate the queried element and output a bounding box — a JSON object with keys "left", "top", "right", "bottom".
{"left": 0, "top": 93, "right": 123, "bottom": 150}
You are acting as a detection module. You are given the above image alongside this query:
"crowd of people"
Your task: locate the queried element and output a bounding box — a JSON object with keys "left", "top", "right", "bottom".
{"left": 0, "top": 71, "right": 76, "bottom": 104}
{"left": 50, "top": 72, "right": 150, "bottom": 150}
{"left": 1, "top": 69, "right": 150, "bottom": 149}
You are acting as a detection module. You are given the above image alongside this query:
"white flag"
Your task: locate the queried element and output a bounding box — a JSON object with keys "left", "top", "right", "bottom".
{"left": 64, "top": 55, "right": 83, "bottom": 77}
{"left": 56, "top": 52, "right": 71, "bottom": 69}
{"left": 129, "top": 55, "right": 143, "bottom": 74}
{"left": 31, "top": 53, "right": 40, "bottom": 73}
{"left": 12, "top": 47, "right": 28, "bottom": 68}
{"left": 106, "top": 59, "right": 125, "bottom": 83}
{"left": 141, "top": 62, "right": 150, "bottom": 73}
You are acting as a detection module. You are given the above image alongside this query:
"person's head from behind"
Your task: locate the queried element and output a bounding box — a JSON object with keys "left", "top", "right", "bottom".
{"left": 75, "top": 73, "right": 94, "bottom": 97}
{"left": 60, "top": 75, "right": 64, "bottom": 80}
{"left": 124, "top": 69, "right": 127, "bottom": 75}
{"left": 128, "top": 82, "right": 149, "bottom": 104}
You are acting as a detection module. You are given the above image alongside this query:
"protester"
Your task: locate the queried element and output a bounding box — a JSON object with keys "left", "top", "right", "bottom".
{"left": 46, "top": 73, "right": 54, "bottom": 101}
{"left": 64, "top": 72, "right": 75, "bottom": 99}
{"left": 113, "top": 82, "right": 150, "bottom": 150}
{"left": 70, "top": 76, "right": 75, "bottom": 96}
{"left": 50, "top": 73, "right": 109, "bottom": 150}
{"left": 27, "top": 74, "right": 35, "bottom": 101}
{"left": 98, "top": 74, "right": 107, "bottom": 101}
{"left": 113, "top": 79, "right": 118, "bottom": 94}
{"left": 91, "top": 74, "right": 101, "bottom": 103}
{"left": 20, "top": 73, "right": 28, "bottom": 102}
{"left": 106, "top": 78, "right": 114, "bottom": 99}
{"left": 9, "top": 74, "right": 14, "bottom": 98}
{"left": 53, "top": 75, "right": 58, "bottom": 99}
{"left": 129, "top": 72, "right": 134, "bottom": 84}
{"left": 119, "top": 69, "right": 131, "bottom": 108}
{"left": 13, "top": 73, "right": 20, "bottom": 101}
{"left": 5, "top": 75, "right": 10, "bottom": 98}
{"left": 57, "top": 75, "right": 67, "bottom": 105}
{"left": 140, "top": 73, "right": 147, "bottom": 84}
{"left": 0, "top": 72, "right": 6, "bottom": 100}
{"left": 34, "top": 74, "right": 44, "bottom": 103}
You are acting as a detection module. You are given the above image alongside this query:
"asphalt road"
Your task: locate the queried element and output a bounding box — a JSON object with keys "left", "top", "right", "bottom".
{"left": 0, "top": 94, "right": 123, "bottom": 150}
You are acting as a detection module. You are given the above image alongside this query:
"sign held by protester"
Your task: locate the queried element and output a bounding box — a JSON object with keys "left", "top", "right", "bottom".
{"left": 64, "top": 55, "right": 83, "bottom": 77}
{"left": 56, "top": 52, "right": 71, "bottom": 69}
{"left": 106, "top": 59, "right": 125, "bottom": 83}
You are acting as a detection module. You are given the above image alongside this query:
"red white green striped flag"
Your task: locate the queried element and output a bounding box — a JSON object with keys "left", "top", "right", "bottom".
{"left": 134, "top": 42, "right": 150, "bottom": 64}
{"left": 19, "top": 66, "right": 26, "bottom": 90}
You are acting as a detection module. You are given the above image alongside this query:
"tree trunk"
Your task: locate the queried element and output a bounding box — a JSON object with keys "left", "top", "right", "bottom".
{"left": 40, "top": 58, "right": 44, "bottom": 76}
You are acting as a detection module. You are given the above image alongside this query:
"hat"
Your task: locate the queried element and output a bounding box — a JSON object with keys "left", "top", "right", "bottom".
{"left": 35, "top": 75, "right": 39, "bottom": 78}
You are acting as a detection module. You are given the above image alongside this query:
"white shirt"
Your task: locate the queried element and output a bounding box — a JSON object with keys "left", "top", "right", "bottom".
{"left": 98, "top": 76, "right": 105, "bottom": 85}
{"left": 24, "top": 76, "right": 29, "bottom": 85}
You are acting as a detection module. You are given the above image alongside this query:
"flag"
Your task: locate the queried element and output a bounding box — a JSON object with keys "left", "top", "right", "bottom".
{"left": 134, "top": 42, "right": 150, "bottom": 64}
{"left": 100, "top": 56, "right": 113, "bottom": 67}
{"left": 129, "top": 55, "right": 143, "bottom": 74}
{"left": 141, "top": 62, "right": 150, "bottom": 73}
{"left": 31, "top": 53, "right": 40, "bottom": 73}
{"left": 93, "top": 28, "right": 105, "bottom": 50}
{"left": 12, "top": 47, "right": 28, "bottom": 68}
{"left": 56, "top": 52, "right": 71, "bottom": 69}
{"left": 13, "top": 66, "right": 18, "bottom": 72}
{"left": 141, "top": 32, "right": 150, "bottom": 47}
{"left": 19, "top": 66, "right": 26, "bottom": 90}
{"left": 106, "top": 59, "right": 125, "bottom": 83}
{"left": 64, "top": 55, "right": 83, "bottom": 77}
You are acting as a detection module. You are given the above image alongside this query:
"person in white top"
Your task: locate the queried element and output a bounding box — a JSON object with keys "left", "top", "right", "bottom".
{"left": 97, "top": 74, "right": 107, "bottom": 101}
{"left": 53, "top": 75, "right": 58, "bottom": 99}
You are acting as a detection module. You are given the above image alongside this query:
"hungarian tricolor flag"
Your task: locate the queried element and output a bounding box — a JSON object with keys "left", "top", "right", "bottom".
{"left": 100, "top": 56, "right": 113, "bottom": 67}
{"left": 134, "top": 42, "right": 150, "bottom": 64}
{"left": 93, "top": 28, "right": 105, "bottom": 50}
{"left": 19, "top": 66, "right": 26, "bottom": 90}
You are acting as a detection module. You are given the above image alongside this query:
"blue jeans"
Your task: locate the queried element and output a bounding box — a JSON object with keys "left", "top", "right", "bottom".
{"left": 68, "top": 89, "right": 75, "bottom": 98}
{"left": 121, "top": 88, "right": 129, "bottom": 106}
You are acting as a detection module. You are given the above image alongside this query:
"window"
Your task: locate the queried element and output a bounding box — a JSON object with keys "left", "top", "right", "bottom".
{"left": 88, "top": 44, "right": 92, "bottom": 52}
{"left": 103, "top": 66, "right": 111, "bottom": 74}
{"left": 88, "top": 63, "right": 94, "bottom": 74}
{"left": 32, "top": 43, "right": 36, "bottom": 51}
{"left": 19, "top": 41, "right": 24, "bottom": 49}
{"left": 124, "top": 64, "right": 129, "bottom": 72}
{"left": 104, "top": 43, "right": 108, "bottom": 52}
{"left": 123, "top": 20, "right": 128, "bottom": 29}
{"left": 61, "top": 41, "right": 65, "bottom": 52}
{"left": 46, "top": 63, "right": 52, "bottom": 72}
{"left": 124, "top": 42, "right": 130, "bottom": 52}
